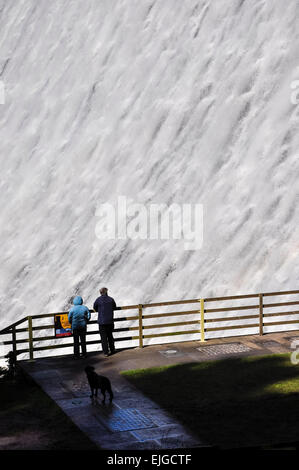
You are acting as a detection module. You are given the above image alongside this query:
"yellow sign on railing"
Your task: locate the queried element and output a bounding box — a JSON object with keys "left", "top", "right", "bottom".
{"left": 54, "top": 314, "right": 72, "bottom": 338}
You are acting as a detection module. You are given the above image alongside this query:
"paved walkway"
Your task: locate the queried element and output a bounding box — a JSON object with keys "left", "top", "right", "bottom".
{"left": 20, "top": 330, "right": 299, "bottom": 450}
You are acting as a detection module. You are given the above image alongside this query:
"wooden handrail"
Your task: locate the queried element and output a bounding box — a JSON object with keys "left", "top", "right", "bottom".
{"left": 0, "top": 316, "right": 28, "bottom": 334}
{"left": 1, "top": 288, "right": 299, "bottom": 360}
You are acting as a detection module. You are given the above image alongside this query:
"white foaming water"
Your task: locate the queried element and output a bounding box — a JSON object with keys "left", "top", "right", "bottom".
{"left": 0, "top": 0, "right": 299, "bottom": 346}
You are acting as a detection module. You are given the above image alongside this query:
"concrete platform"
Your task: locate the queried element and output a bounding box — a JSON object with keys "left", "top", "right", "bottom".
{"left": 20, "top": 330, "right": 299, "bottom": 450}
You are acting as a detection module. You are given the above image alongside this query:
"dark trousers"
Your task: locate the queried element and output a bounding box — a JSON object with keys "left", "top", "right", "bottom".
{"left": 98, "top": 323, "right": 115, "bottom": 355}
{"left": 73, "top": 327, "right": 87, "bottom": 357}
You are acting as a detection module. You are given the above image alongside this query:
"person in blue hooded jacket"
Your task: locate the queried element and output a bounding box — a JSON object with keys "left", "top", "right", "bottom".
{"left": 68, "top": 296, "right": 91, "bottom": 358}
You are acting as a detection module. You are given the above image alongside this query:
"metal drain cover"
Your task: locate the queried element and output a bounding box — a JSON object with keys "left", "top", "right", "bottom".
{"left": 196, "top": 342, "right": 251, "bottom": 356}
{"left": 158, "top": 349, "right": 184, "bottom": 357}
{"left": 96, "top": 408, "right": 157, "bottom": 432}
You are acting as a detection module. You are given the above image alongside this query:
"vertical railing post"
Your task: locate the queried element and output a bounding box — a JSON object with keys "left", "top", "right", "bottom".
{"left": 28, "top": 316, "right": 34, "bottom": 361}
{"left": 138, "top": 304, "right": 143, "bottom": 348}
{"left": 12, "top": 326, "right": 17, "bottom": 357}
{"left": 259, "top": 294, "right": 263, "bottom": 336}
{"left": 200, "top": 298, "right": 206, "bottom": 342}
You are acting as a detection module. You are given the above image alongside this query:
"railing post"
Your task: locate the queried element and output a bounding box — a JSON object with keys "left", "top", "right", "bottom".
{"left": 200, "top": 298, "right": 206, "bottom": 342}
{"left": 138, "top": 304, "right": 143, "bottom": 348}
{"left": 12, "top": 326, "right": 17, "bottom": 357}
{"left": 28, "top": 316, "right": 34, "bottom": 361}
{"left": 259, "top": 294, "right": 263, "bottom": 336}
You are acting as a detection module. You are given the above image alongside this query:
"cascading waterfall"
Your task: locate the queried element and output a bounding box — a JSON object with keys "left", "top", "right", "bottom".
{"left": 0, "top": 0, "right": 299, "bottom": 347}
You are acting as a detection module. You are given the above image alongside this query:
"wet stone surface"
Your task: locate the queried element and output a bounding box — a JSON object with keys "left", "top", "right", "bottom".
{"left": 130, "top": 424, "right": 184, "bottom": 442}
{"left": 65, "top": 380, "right": 91, "bottom": 397}
{"left": 286, "top": 336, "right": 299, "bottom": 345}
{"left": 257, "top": 340, "right": 281, "bottom": 349}
{"left": 95, "top": 407, "right": 157, "bottom": 432}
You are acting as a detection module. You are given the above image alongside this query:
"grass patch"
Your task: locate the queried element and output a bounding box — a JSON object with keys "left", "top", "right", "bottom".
{"left": 122, "top": 353, "right": 299, "bottom": 448}
{"left": 0, "top": 371, "right": 98, "bottom": 450}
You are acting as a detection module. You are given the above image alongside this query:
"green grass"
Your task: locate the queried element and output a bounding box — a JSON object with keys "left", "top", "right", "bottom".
{"left": 122, "top": 353, "right": 299, "bottom": 449}
{"left": 0, "top": 371, "right": 98, "bottom": 450}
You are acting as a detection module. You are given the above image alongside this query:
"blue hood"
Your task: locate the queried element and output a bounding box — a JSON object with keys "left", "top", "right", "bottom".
{"left": 73, "top": 296, "right": 83, "bottom": 305}
{"left": 68, "top": 296, "right": 91, "bottom": 331}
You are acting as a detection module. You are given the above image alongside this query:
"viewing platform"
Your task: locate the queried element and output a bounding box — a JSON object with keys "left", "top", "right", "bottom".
{"left": 20, "top": 330, "right": 298, "bottom": 450}
{"left": 2, "top": 288, "right": 299, "bottom": 449}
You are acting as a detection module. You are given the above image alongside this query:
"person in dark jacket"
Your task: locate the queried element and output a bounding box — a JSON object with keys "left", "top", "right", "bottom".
{"left": 93, "top": 287, "right": 117, "bottom": 357}
{"left": 68, "top": 296, "right": 91, "bottom": 359}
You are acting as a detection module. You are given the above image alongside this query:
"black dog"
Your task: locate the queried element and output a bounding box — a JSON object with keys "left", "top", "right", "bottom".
{"left": 84, "top": 366, "right": 113, "bottom": 404}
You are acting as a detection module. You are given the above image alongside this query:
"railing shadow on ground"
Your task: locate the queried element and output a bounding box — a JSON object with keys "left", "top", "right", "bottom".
{"left": 122, "top": 353, "right": 299, "bottom": 449}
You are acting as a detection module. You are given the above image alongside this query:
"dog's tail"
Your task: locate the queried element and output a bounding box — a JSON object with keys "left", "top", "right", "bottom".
{"left": 108, "top": 384, "right": 114, "bottom": 401}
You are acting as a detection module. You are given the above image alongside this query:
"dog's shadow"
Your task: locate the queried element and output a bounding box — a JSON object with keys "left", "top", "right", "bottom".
{"left": 91, "top": 395, "right": 114, "bottom": 410}
{"left": 89, "top": 397, "right": 115, "bottom": 423}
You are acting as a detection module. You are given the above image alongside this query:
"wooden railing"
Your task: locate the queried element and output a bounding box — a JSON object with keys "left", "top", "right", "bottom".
{"left": 1, "top": 289, "right": 299, "bottom": 361}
